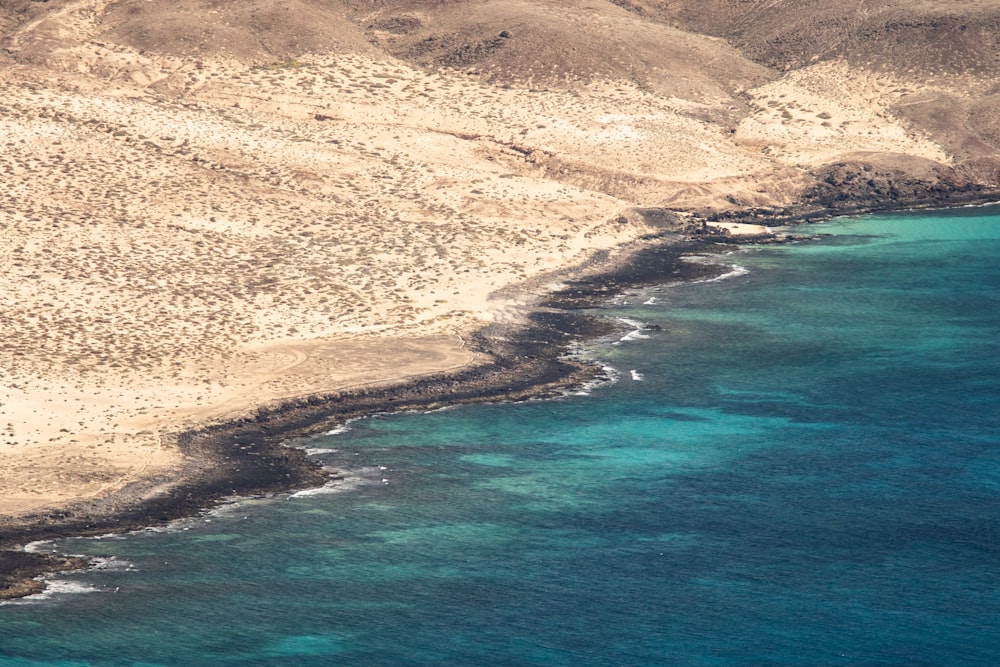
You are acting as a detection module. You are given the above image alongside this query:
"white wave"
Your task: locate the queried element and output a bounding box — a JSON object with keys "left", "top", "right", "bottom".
{"left": 89, "top": 556, "right": 137, "bottom": 572}
{"left": 615, "top": 317, "right": 646, "bottom": 329}
{"left": 203, "top": 497, "right": 264, "bottom": 518}
{"left": 612, "top": 317, "right": 654, "bottom": 345}
{"left": 630, "top": 370, "right": 645, "bottom": 381}
{"left": 422, "top": 404, "right": 458, "bottom": 414}
{"left": 139, "top": 508, "right": 237, "bottom": 531}
{"left": 288, "top": 485, "right": 341, "bottom": 498}
{"left": 288, "top": 473, "right": 371, "bottom": 498}
{"left": 716, "top": 264, "right": 750, "bottom": 280}
{"left": 305, "top": 447, "right": 338, "bottom": 456}
{"left": 568, "top": 363, "right": 620, "bottom": 396}
{"left": 23, "top": 540, "right": 54, "bottom": 553}
{"left": 695, "top": 264, "right": 750, "bottom": 284}
{"left": 643, "top": 296, "right": 659, "bottom": 305}
{"left": 618, "top": 329, "right": 651, "bottom": 343}
{"left": 960, "top": 199, "right": 1000, "bottom": 209}
{"left": 323, "top": 417, "right": 364, "bottom": 435}
{"left": 35, "top": 579, "right": 100, "bottom": 597}
{"left": 1, "top": 579, "right": 101, "bottom": 605}
{"left": 137, "top": 525, "right": 174, "bottom": 534}
{"left": 602, "top": 363, "right": 622, "bottom": 380}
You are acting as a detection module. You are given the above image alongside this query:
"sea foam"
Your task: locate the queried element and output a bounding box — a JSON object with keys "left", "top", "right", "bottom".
{"left": 23, "top": 540, "right": 54, "bottom": 554}
{"left": 1, "top": 579, "right": 102, "bottom": 606}
{"left": 325, "top": 423, "right": 353, "bottom": 436}
{"left": 288, "top": 470, "right": 377, "bottom": 498}
{"left": 613, "top": 317, "right": 652, "bottom": 344}
{"left": 705, "top": 264, "right": 750, "bottom": 282}
{"left": 688, "top": 263, "right": 750, "bottom": 284}
{"left": 568, "top": 363, "right": 621, "bottom": 396}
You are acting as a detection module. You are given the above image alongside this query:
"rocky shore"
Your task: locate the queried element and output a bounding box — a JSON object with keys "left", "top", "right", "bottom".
{"left": 704, "top": 160, "right": 1000, "bottom": 226}
{"left": 0, "top": 233, "right": 731, "bottom": 600}
{"left": 6, "top": 187, "right": 1000, "bottom": 600}
{"left": 4, "top": 0, "right": 1000, "bottom": 607}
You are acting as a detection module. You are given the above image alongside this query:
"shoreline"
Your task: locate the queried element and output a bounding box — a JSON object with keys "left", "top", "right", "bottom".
{"left": 4, "top": 191, "right": 1000, "bottom": 600}
{"left": 0, "top": 232, "right": 730, "bottom": 599}
{"left": 701, "top": 180, "right": 1000, "bottom": 227}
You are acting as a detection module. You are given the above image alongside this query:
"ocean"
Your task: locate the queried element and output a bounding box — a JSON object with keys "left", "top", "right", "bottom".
{"left": 2, "top": 206, "right": 999, "bottom": 665}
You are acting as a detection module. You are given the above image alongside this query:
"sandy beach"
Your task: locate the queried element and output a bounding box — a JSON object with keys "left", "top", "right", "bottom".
{"left": 3, "top": 0, "right": 1000, "bottom": 595}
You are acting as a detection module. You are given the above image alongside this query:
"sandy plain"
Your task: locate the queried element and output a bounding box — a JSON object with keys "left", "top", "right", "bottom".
{"left": 0, "top": 48, "right": 648, "bottom": 518}
{"left": 2, "top": 0, "right": 999, "bottom": 526}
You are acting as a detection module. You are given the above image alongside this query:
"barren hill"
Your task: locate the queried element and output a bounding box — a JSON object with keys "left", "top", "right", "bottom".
{"left": 655, "top": 0, "right": 1000, "bottom": 185}
{"left": 1, "top": 0, "right": 998, "bottom": 520}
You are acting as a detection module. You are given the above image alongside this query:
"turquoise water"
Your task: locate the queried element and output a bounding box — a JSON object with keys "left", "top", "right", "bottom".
{"left": 3, "top": 207, "right": 1000, "bottom": 665}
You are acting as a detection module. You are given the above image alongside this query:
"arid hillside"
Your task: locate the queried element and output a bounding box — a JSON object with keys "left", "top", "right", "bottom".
{"left": 654, "top": 0, "right": 1000, "bottom": 185}
{"left": 1, "top": 0, "right": 999, "bottom": 519}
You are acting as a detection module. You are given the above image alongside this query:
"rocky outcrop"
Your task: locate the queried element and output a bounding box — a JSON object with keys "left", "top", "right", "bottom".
{"left": 804, "top": 159, "right": 986, "bottom": 213}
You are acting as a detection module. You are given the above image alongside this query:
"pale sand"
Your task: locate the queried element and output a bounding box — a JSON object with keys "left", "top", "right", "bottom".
{"left": 705, "top": 222, "right": 772, "bottom": 236}
{"left": 2, "top": 9, "right": 985, "bottom": 519}
{"left": 0, "top": 335, "right": 484, "bottom": 517}
{"left": 0, "top": 52, "right": 651, "bottom": 517}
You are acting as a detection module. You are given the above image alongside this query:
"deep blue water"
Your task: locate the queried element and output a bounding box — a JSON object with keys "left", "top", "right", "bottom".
{"left": 2, "top": 207, "right": 999, "bottom": 666}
